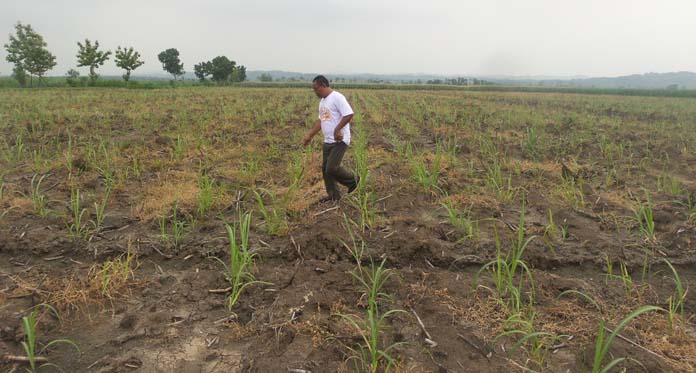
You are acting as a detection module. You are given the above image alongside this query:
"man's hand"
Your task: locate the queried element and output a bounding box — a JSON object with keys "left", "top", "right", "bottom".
{"left": 333, "top": 128, "right": 343, "bottom": 142}
{"left": 302, "top": 135, "right": 312, "bottom": 146}
{"left": 304, "top": 120, "right": 321, "bottom": 146}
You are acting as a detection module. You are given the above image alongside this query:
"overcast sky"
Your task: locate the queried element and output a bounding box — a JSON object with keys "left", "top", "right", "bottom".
{"left": 1, "top": 0, "right": 694, "bottom": 77}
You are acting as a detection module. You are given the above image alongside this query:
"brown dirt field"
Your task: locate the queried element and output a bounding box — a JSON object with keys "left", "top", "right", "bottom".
{"left": 1, "top": 87, "right": 696, "bottom": 372}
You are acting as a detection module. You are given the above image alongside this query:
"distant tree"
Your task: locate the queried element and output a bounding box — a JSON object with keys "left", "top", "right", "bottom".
{"left": 66, "top": 68, "right": 80, "bottom": 87}
{"left": 4, "top": 22, "right": 57, "bottom": 87}
{"left": 12, "top": 65, "right": 27, "bottom": 87}
{"left": 209, "top": 56, "right": 235, "bottom": 84}
{"left": 195, "top": 57, "right": 245, "bottom": 84}
{"left": 114, "top": 46, "right": 144, "bottom": 84}
{"left": 194, "top": 61, "right": 211, "bottom": 81}
{"left": 258, "top": 73, "right": 273, "bottom": 82}
{"left": 232, "top": 64, "right": 246, "bottom": 82}
{"left": 157, "top": 48, "right": 184, "bottom": 80}
{"left": 77, "top": 39, "right": 111, "bottom": 84}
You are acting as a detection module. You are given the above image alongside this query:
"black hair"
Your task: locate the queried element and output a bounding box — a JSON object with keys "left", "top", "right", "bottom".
{"left": 313, "top": 75, "right": 330, "bottom": 87}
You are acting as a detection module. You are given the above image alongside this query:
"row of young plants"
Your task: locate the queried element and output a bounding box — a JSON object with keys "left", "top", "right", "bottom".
{"left": 473, "top": 196, "right": 688, "bottom": 371}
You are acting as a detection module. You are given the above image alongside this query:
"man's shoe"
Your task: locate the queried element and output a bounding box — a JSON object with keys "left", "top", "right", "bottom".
{"left": 318, "top": 196, "right": 340, "bottom": 203}
{"left": 347, "top": 177, "right": 360, "bottom": 194}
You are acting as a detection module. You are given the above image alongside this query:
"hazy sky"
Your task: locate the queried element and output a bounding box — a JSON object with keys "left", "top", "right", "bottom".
{"left": 1, "top": 0, "right": 694, "bottom": 77}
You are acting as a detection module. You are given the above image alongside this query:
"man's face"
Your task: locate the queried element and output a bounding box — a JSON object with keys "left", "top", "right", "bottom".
{"left": 312, "top": 82, "right": 324, "bottom": 98}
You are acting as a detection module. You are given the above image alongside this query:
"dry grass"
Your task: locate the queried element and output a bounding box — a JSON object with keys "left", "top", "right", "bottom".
{"left": 133, "top": 171, "right": 199, "bottom": 221}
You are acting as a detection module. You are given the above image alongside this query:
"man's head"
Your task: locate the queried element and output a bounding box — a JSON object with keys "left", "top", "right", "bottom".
{"left": 312, "top": 75, "right": 331, "bottom": 98}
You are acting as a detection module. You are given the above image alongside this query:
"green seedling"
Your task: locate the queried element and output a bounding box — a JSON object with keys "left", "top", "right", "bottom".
{"left": 92, "top": 189, "right": 110, "bottom": 231}
{"left": 97, "top": 250, "right": 137, "bottom": 298}
{"left": 592, "top": 306, "right": 664, "bottom": 373}
{"left": 171, "top": 202, "right": 186, "bottom": 248}
{"left": 211, "top": 212, "right": 265, "bottom": 312}
{"left": 196, "top": 174, "right": 216, "bottom": 216}
{"left": 29, "top": 174, "right": 49, "bottom": 218}
{"left": 253, "top": 189, "right": 288, "bottom": 236}
{"left": 557, "top": 289, "right": 601, "bottom": 311}
{"left": 336, "top": 258, "right": 406, "bottom": 373}
{"left": 495, "top": 312, "right": 568, "bottom": 368}
{"left": 476, "top": 198, "right": 537, "bottom": 313}
{"left": 632, "top": 190, "right": 655, "bottom": 241}
{"left": 411, "top": 151, "right": 442, "bottom": 195}
{"left": 663, "top": 259, "right": 686, "bottom": 330}
{"left": 543, "top": 209, "right": 559, "bottom": 254}
{"left": 441, "top": 198, "right": 478, "bottom": 241}
{"left": 67, "top": 187, "right": 89, "bottom": 241}
{"left": 657, "top": 172, "right": 683, "bottom": 197}
{"left": 20, "top": 304, "right": 80, "bottom": 373}
{"left": 485, "top": 160, "right": 516, "bottom": 203}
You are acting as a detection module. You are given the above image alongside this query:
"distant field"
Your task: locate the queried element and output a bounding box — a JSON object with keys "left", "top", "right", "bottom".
{"left": 1, "top": 87, "right": 695, "bottom": 371}
{"left": 4, "top": 75, "right": 696, "bottom": 97}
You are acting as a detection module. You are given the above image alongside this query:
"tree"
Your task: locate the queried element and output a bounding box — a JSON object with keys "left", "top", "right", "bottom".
{"left": 194, "top": 61, "right": 212, "bottom": 82}
{"left": 114, "top": 46, "right": 144, "bottom": 83}
{"left": 232, "top": 65, "right": 246, "bottom": 83}
{"left": 209, "top": 56, "right": 235, "bottom": 84}
{"left": 4, "top": 22, "right": 57, "bottom": 87}
{"left": 195, "top": 57, "right": 246, "bottom": 84}
{"left": 12, "top": 65, "right": 27, "bottom": 87}
{"left": 77, "top": 39, "right": 111, "bottom": 84}
{"left": 157, "top": 48, "right": 184, "bottom": 80}
{"left": 258, "top": 73, "right": 273, "bottom": 82}
{"left": 66, "top": 69, "right": 80, "bottom": 87}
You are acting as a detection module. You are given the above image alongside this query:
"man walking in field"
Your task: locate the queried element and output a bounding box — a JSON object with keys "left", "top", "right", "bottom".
{"left": 302, "top": 75, "right": 359, "bottom": 202}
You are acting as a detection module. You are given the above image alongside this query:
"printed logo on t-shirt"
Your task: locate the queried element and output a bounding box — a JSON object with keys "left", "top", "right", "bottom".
{"left": 319, "top": 106, "right": 331, "bottom": 121}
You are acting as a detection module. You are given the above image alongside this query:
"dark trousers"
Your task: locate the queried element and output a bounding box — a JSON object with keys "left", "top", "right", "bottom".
{"left": 322, "top": 142, "right": 357, "bottom": 200}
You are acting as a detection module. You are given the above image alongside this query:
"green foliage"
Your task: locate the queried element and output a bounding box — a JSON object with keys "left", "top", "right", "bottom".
{"left": 92, "top": 189, "right": 110, "bottom": 231}
{"left": 4, "top": 22, "right": 57, "bottom": 87}
{"left": 209, "top": 56, "right": 235, "bottom": 84}
{"left": 196, "top": 174, "right": 217, "bottom": 216}
{"left": 557, "top": 290, "right": 601, "bottom": 311}
{"left": 348, "top": 130, "right": 375, "bottom": 230}
{"left": 170, "top": 202, "right": 187, "bottom": 248}
{"left": 258, "top": 73, "right": 273, "bottom": 82}
{"left": 194, "top": 61, "right": 212, "bottom": 82}
{"left": 97, "top": 250, "right": 137, "bottom": 298}
{"left": 65, "top": 68, "right": 81, "bottom": 87}
{"left": 29, "top": 174, "right": 49, "bottom": 218}
{"left": 592, "top": 306, "right": 664, "bottom": 373}
{"left": 157, "top": 202, "right": 188, "bottom": 248}
{"left": 253, "top": 189, "right": 288, "bottom": 236}
{"left": 20, "top": 304, "right": 80, "bottom": 373}
{"left": 67, "top": 187, "right": 89, "bottom": 241}
{"left": 441, "top": 198, "right": 478, "bottom": 241}
{"left": 485, "top": 160, "right": 516, "bottom": 203}
{"left": 211, "top": 212, "right": 264, "bottom": 312}
{"left": 337, "top": 257, "right": 406, "bottom": 373}
{"left": 523, "top": 126, "right": 540, "bottom": 159}
{"left": 662, "top": 259, "right": 686, "bottom": 330}
{"left": 11, "top": 65, "right": 28, "bottom": 87}
{"left": 231, "top": 64, "right": 246, "bottom": 82}
{"left": 114, "top": 46, "right": 145, "bottom": 83}
{"left": 495, "top": 312, "right": 568, "bottom": 368}
{"left": 476, "top": 198, "right": 536, "bottom": 313}
{"left": 632, "top": 190, "right": 655, "bottom": 241}
{"left": 76, "top": 39, "right": 112, "bottom": 83}
{"left": 158, "top": 48, "right": 185, "bottom": 80}
{"left": 410, "top": 150, "right": 442, "bottom": 195}
{"left": 194, "top": 56, "right": 246, "bottom": 84}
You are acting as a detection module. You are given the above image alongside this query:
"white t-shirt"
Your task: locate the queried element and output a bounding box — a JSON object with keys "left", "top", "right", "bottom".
{"left": 318, "top": 91, "right": 354, "bottom": 145}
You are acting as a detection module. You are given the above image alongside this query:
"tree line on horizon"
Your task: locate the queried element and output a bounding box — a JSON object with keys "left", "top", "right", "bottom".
{"left": 3, "top": 22, "right": 247, "bottom": 87}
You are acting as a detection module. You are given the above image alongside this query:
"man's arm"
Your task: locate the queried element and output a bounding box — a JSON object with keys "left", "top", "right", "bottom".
{"left": 333, "top": 114, "right": 353, "bottom": 142}
{"left": 302, "top": 119, "right": 322, "bottom": 146}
